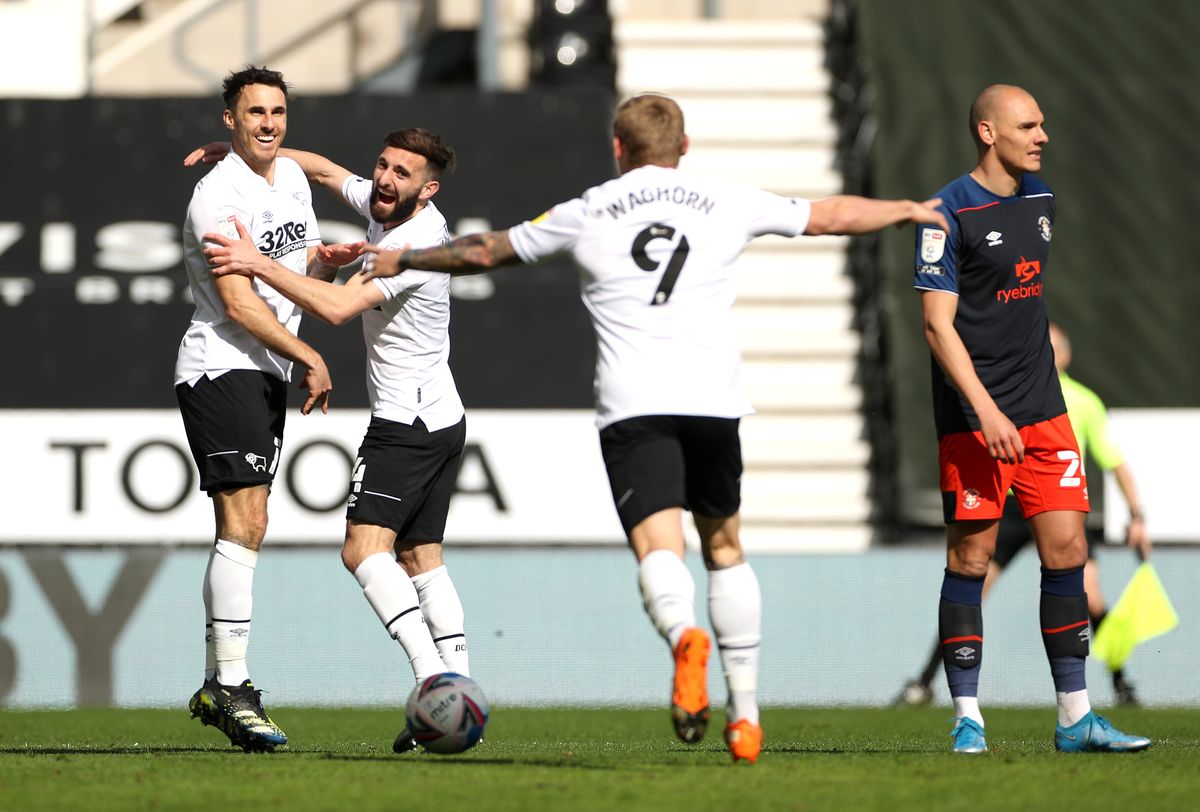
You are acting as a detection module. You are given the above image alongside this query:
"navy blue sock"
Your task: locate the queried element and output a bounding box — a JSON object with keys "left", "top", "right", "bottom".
{"left": 939, "top": 569, "right": 985, "bottom": 698}
{"left": 1040, "top": 565, "right": 1088, "bottom": 693}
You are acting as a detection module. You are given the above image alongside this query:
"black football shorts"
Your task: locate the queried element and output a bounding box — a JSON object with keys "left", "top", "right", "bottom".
{"left": 599, "top": 414, "right": 742, "bottom": 537}
{"left": 347, "top": 415, "right": 466, "bottom": 542}
{"left": 175, "top": 370, "right": 287, "bottom": 493}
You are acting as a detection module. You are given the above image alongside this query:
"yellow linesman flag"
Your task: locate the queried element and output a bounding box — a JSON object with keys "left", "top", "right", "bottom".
{"left": 1091, "top": 562, "right": 1180, "bottom": 670}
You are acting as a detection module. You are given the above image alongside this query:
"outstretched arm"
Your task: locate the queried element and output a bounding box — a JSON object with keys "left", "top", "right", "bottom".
{"left": 805, "top": 196, "right": 950, "bottom": 236}
{"left": 920, "top": 290, "right": 1023, "bottom": 463}
{"left": 279, "top": 148, "right": 354, "bottom": 202}
{"left": 207, "top": 219, "right": 383, "bottom": 326}
{"left": 364, "top": 229, "right": 520, "bottom": 279}
{"left": 183, "top": 142, "right": 353, "bottom": 204}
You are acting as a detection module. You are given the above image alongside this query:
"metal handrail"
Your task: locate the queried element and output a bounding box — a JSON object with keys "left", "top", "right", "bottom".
{"left": 166, "top": 0, "right": 435, "bottom": 91}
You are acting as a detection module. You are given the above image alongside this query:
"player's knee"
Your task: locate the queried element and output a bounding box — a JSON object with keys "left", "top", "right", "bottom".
{"left": 948, "top": 555, "right": 990, "bottom": 579}
{"left": 341, "top": 542, "right": 380, "bottom": 575}
{"left": 218, "top": 519, "right": 267, "bottom": 549}
{"left": 395, "top": 542, "right": 444, "bottom": 575}
{"left": 340, "top": 545, "right": 360, "bottom": 574}
{"left": 702, "top": 540, "right": 744, "bottom": 570}
{"left": 698, "top": 521, "right": 742, "bottom": 570}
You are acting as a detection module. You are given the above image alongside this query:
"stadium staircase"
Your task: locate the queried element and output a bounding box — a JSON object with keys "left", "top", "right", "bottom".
{"left": 88, "top": 0, "right": 430, "bottom": 94}
{"left": 615, "top": 0, "right": 876, "bottom": 552}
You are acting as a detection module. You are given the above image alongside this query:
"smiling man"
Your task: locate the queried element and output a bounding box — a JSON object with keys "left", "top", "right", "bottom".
{"left": 175, "top": 65, "right": 334, "bottom": 753}
{"left": 188, "top": 129, "right": 469, "bottom": 755}
{"left": 913, "top": 84, "right": 1150, "bottom": 755}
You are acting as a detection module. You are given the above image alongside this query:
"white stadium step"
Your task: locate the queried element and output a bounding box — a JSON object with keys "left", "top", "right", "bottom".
{"left": 680, "top": 145, "right": 840, "bottom": 198}
{"left": 740, "top": 469, "right": 871, "bottom": 521}
{"left": 735, "top": 251, "right": 853, "bottom": 302}
{"left": 742, "top": 359, "right": 862, "bottom": 411}
{"left": 741, "top": 412, "right": 867, "bottom": 446}
{"left": 733, "top": 303, "right": 859, "bottom": 358}
{"left": 616, "top": 20, "right": 828, "bottom": 95}
{"left": 670, "top": 93, "right": 838, "bottom": 145}
{"left": 733, "top": 524, "right": 876, "bottom": 554}
{"left": 742, "top": 433, "right": 870, "bottom": 468}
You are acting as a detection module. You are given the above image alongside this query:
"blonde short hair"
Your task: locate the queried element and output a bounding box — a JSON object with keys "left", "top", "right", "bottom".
{"left": 613, "top": 94, "right": 685, "bottom": 168}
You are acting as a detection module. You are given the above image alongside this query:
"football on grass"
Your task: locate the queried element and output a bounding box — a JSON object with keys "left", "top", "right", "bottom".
{"left": 405, "top": 672, "right": 489, "bottom": 754}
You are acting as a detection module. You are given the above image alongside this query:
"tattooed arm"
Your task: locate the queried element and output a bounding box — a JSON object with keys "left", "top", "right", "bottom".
{"left": 364, "top": 230, "right": 520, "bottom": 278}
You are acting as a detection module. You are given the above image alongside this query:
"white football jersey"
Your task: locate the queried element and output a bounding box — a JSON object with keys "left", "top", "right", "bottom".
{"left": 175, "top": 152, "right": 321, "bottom": 386}
{"left": 343, "top": 177, "right": 464, "bottom": 430}
{"left": 508, "top": 164, "right": 812, "bottom": 428}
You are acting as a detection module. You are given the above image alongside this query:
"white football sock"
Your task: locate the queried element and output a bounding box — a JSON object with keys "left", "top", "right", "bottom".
{"left": 953, "top": 696, "right": 984, "bottom": 727}
{"left": 638, "top": 549, "right": 697, "bottom": 649}
{"left": 708, "top": 562, "right": 761, "bottom": 725}
{"left": 354, "top": 552, "right": 445, "bottom": 680}
{"left": 202, "top": 546, "right": 216, "bottom": 681}
{"left": 1057, "top": 689, "right": 1092, "bottom": 727}
{"left": 411, "top": 565, "right": 470, "bottom": 677}
{"left": 209, "top": 539, "right": 257, "bottom": 686}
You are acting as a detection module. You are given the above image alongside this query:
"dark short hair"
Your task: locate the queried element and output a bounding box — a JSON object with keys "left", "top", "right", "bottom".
{"left": 222, "top": 65, "right": 290, "bottom": 109}
{"left": 383, "top": 128, "right": 457, "bottom": 178}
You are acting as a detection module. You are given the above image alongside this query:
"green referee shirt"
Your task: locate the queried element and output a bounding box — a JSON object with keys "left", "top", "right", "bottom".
{"left": 1061, "top": 371, "right": 1124, "bottom": 471}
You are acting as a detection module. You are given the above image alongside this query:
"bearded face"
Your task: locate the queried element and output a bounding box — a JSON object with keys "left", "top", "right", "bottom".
{"left": 370, "top": 185, "right": 419, "bottom": 225}
{"left": 369, "top": 146, "right": 434, "bottom": 227}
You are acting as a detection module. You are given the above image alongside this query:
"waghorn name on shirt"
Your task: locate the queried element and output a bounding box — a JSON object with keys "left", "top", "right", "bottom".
{"left": 600, "top": 186, "right": 716, "bottom": 220}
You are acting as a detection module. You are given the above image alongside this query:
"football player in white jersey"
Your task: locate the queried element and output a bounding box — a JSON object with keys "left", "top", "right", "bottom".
{"left": 192, "top": 129, "right": 470, "bottom": 753}
{"left": 175, "top": 66, "right": 335, "bottom": 753}
{"left": 354, "top": 94, "right": 949, "bottom": 763}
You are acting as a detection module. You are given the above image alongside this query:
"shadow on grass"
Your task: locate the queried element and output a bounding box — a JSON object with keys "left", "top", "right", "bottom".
{"left": 0, "top": 745, "right": 229, "bottom": 755}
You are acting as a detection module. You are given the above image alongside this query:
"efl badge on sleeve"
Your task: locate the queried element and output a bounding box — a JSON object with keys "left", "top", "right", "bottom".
{"left": 921, "top": 228, "right": 946, "bottom": 263}
{"left": 215, "top": 213, "right": 240, "bottom": 241}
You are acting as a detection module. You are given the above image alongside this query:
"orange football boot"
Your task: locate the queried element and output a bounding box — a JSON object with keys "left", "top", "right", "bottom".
{"left": 725, "top": 719, "right": 763, "bottom": 764}
{"left": 670, "top": 627, "right": 711, "bottom": 743}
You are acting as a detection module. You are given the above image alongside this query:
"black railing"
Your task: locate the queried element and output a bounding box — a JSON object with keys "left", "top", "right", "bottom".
{"left": 824, "top": 0, "right": 899, "bottom": 541}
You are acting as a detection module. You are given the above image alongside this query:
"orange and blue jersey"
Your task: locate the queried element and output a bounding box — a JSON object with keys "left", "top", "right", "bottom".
{"left": 913, "top": 173, "right": 1065, "bottom": 437}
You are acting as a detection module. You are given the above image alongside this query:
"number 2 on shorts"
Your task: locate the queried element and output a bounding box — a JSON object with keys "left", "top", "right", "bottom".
{"left": 1057, "top": 449, "right": 1081, "bottom": 488}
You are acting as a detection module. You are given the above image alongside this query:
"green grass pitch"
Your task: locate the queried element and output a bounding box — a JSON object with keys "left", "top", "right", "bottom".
{"left": 2, "top": 706, "right": 1197, "bottom": 811}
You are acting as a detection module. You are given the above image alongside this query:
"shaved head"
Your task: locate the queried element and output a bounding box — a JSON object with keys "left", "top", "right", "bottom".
{"left": 970, "top": 84, "right": 1034, "bottom": 147}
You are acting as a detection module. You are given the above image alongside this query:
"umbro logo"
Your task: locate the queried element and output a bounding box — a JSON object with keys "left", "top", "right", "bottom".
{"left": 954, "top": 646, "right": 975, "bottom": 659}
{"left": 986, "top": 231, "right": 1003, "bottom": 246}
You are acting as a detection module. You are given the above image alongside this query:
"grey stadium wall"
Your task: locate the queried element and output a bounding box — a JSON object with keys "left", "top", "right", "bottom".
{"left": 855, "top": 0, "right": 1200, "bottom": 525}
